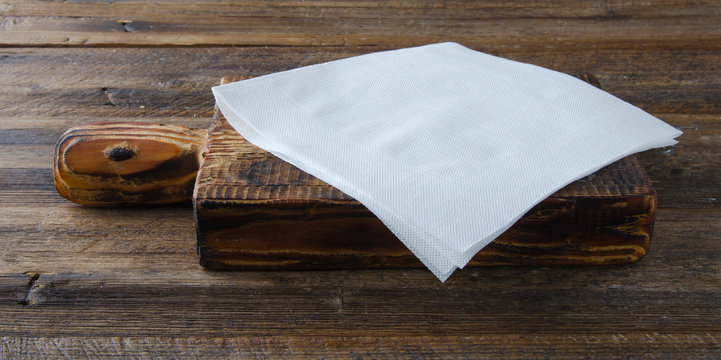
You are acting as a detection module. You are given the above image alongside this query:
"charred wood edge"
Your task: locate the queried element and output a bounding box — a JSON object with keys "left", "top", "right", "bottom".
{"left": 195, "top": 73, "right": 657, "bottom": 269}
{"left": 53, "top": 122, "right": 207, "bottom": 205}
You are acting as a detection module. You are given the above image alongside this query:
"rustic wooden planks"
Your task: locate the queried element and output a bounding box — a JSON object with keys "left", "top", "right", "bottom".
{"left": 1, "top": 47, "right": 719, "bottom": 120}
{"left": 1, "top": 334, "right": 720, "bottom": 359}
{"left": 1, "top": 0, "right": 720, "bottom": 357}
{"left": 1, "top": 1, "right": 720, "bottom": 49}
{"left": 0, "top": 207, "right": 720, "bottom": 357}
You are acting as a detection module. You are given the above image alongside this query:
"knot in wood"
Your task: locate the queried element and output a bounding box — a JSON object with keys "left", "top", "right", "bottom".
{"left": 105, "top": 143, "right": 138, "bottom": 162}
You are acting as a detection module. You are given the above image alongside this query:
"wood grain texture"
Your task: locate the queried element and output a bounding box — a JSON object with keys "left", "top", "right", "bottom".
{"left": 0, "top": 203, "right": 720, "bottom": 357}
{"left": 47, "top": 74, "right": 659, "bottom": 269}
{"left": 54, "top": 122, "right": 206, "bottom": 205}
{"left": 0, "top": 207, "right": 720, "bottom": 358}
{"left": 2, "top": 112, "right": 717, "bottom": 208}
{"left": 0, "top": 334, "right": 720, "bottom": 359}
{"left": 1, "top": 0, "right": 719, "bottom": 358}
{"left": 1, "top": 0, "right": 720, "bottom": 49}
{"left": 197, "top": 75, "right": 656, "bottom": 269}
{"left": 1, "top": 47, "right": 719, "bottom": 118}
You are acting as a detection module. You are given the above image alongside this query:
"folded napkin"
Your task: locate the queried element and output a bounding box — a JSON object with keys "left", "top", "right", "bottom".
{"left": 212, "top": 42, "right": 681, "bottom": 281}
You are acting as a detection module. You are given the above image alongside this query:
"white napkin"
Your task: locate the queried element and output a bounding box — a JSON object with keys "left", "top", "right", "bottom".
{"left": 212, "top": 42, "right": 682, "bottom": 281}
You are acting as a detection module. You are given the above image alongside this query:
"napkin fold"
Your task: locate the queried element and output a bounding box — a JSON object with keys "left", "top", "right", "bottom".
{"left": 212, "top": 42, "right": 682, "bottom": 281}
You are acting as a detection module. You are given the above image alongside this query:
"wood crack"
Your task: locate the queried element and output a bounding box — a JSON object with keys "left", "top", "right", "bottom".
{"left": 335, "top": 287, "right": 344, "bottom": 313}
{"left": 118, "top": 21, "right": 134, "bottom": 33}
{"left": 19, "top": 272, "right": 41, "bottom": 306}
{"left": 100, "top": 87, "right": 117, "bottom": 107}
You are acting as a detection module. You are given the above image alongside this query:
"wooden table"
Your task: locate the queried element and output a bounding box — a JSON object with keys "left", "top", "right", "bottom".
{"left": 1, "top": 1, "right": 719, "bottom": 358}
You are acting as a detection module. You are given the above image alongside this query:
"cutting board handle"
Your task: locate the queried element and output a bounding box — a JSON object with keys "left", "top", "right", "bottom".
{"left": 53, "top": 122, "right": 207, "bottom": 205}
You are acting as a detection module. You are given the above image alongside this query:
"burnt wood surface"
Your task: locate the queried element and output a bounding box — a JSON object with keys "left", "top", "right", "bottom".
{"left": 52, "top": 74, "right": 657, "bottom": 269}
{"left": 54, "top": 122, "right": 206, "bottom": 205}
{"left": 197, "top": 74, "right": 655, "bottom": 270}
{"left": 1, "top": 1, "right": 720, "bottom": 358}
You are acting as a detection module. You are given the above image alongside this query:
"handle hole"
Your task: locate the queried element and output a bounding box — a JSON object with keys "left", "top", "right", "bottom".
{"left": 105, "top": 143, "right": 138, "bottom": 162}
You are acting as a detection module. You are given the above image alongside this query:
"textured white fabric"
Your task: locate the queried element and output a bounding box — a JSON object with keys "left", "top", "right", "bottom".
{"left": 212, "top": 42, "right": 682, "bottom": 281}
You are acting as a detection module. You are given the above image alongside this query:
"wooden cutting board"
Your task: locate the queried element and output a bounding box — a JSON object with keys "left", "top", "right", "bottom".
{"left": 54, "top": 74, "right": 656, "bottom": 270}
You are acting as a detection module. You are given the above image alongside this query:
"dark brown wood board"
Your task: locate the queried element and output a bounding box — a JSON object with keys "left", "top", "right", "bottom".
{"left": 195, "top": 74, "right": 656, "bottom": 270}
{"left": 52, "top": 74, "right": 658, "bottom": 270}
